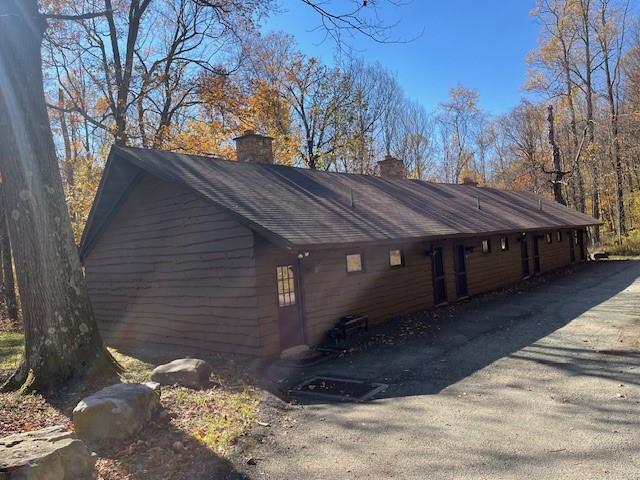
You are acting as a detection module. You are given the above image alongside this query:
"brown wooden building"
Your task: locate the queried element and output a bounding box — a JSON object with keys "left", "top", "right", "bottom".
{"left": 80, "top": 133, "right": 598, "bottom": 358}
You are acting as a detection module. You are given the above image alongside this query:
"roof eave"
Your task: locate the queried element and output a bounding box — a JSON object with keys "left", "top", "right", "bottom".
{"left": 288, "top": 223, "right": 600, "bottom": 251}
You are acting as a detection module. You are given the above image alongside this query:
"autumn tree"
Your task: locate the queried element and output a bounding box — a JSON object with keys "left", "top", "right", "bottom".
{"left": 333, "top": 61, "right": 398, "bottom": 173}
{"left": 437, "top": 86, "right": 483, "bottom": 183}
{"left": 393, "top": 101, "right": 435, "bottom": 180}
{"left": 529, "top": 0, "right": 587, "bottom": 211}
{"left": 593, "top": 0, "right": 630, "bottom": 238}
{"left": 491, "top": 101, "right": 549, "bottom": 194}
{"left": 44, "top": 0, "right": 270, "bottom": 148}
{"left": 0, "top": 0, "right": 120, "bottom": 393}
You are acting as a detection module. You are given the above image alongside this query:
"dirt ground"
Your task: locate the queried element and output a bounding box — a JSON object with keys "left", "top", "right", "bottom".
{"left": 243, "top": 260, "right": 640, "bottom": 480}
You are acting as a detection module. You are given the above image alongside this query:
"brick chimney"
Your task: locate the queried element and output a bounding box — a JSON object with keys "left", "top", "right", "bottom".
{"left": 461, "top": 175, "right": 478, "bottom": 187}
{"left": 234, "top": 130, "right": 274, "bottom": 164}
{"left": 378, "top": 155, "right": 406, "bottom": 179}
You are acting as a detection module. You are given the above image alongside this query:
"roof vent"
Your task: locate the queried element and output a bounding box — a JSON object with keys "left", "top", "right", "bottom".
{"left": 378, "top": 155, "right": 406, "bottom": 179}
{"left": 234, "top": 130, "right": 274, "bottom": 164}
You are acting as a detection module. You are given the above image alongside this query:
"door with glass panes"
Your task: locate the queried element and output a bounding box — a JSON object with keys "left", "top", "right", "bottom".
{"left": 275, "top": 260, "right": 305, "bottom": 351}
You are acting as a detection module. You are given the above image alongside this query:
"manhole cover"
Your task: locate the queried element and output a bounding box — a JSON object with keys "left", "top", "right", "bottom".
{"left": 291, "top": 376, "right": 387, "bottom": 402}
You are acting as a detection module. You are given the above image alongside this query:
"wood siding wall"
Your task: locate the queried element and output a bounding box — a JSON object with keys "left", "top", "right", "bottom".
{"left": 291, "top": 242, "right": 433, "bottom": 347}
{"left": 255, "top": 228, "right": 583, "bottom": 352}
{"left": 254, "top": 237, "right": 285, "bottom": 357}
{"left": 84, "top": 174, "right": 262, "bottom": 357}
{"left": 85, "top": 176, "right": 585, "bottom": 360}
{"left": 458, "top": 230, "right": 575, "bottom": 298}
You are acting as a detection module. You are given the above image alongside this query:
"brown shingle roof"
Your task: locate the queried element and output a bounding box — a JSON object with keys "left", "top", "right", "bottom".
{"left": 80, "top": 145, "right": 599, "bottom": 254}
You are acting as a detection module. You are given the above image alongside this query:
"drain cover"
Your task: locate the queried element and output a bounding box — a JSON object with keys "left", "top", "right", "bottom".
{"left": 291, "top": 376, "right": 387, "bottom": 402}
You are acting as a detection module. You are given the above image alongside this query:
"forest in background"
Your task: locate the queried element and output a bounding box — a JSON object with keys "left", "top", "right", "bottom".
{"left": 41, "top": 0, "right": 640, "bottom": 247}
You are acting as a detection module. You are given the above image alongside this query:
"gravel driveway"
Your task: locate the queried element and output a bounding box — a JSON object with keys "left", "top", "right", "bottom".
{"left": 245, "top": 260, "right": 640, "bottom": 480}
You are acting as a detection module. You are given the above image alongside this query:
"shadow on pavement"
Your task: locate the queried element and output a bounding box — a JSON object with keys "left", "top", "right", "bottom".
{"left": 262, "top": 260, "right": 640, "bottom": 404}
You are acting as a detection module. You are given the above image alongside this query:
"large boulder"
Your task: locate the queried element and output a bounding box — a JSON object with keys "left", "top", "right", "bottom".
{"left": 72, "top": 382, "right": 161, "bottom": 442}
{"left": 0, "top": 425, "right": 95, "bottom": 479}
{"left": 150, "top": 358, "right": 212, "bottom": 388}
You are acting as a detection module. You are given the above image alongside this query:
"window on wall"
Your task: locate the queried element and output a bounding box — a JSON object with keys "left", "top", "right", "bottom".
{"left": 557, "top": 231, "right": 562, "bottom": 242}
{"left": 546, "top": 233, "right": 552, "bottom": 244}
{"left": 482, "top": 239, "right": 491, "bottom": 254}
{"left": 389, "top": 249, "right": 404, "bottom": 267}
{"left": 500, "top": 237, "right": 509, "bottom": 251}
{"left": 346, "top": 253, "right": 363, "bottom": 273}
{"left": 276, "top": 265, "right": 296, "bottom": 307}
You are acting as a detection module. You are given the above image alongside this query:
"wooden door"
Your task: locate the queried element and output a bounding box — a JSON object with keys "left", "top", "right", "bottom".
{"left": 578, "top": 230, "right": 586, "bottom": 260}
{"left": 570, "top": 231, "right": 576, "bottom": 262}
{"left": 520, "top": 234, "right": 530, "bottom": 278}
{"left": 533, "top": 237, "right": 541, "bottom": 274}
{"left": 431, "top": 246, "right": 447, "bottom": 305}
{"left": 275, "top": 262, "right": 305, "bottom": 351}
{"left": 454, "top": 244, "right": 468, "bottom": 298}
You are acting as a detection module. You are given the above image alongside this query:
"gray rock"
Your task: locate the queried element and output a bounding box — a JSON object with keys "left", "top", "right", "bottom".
{"left": 72, "top": 382, "right": 161, "bottom": 442}
{"left": 0, "top": 425, "right": 95, "bottom": 479}
{"left": 150, "top": 358, "right": 212, "bottom": 388}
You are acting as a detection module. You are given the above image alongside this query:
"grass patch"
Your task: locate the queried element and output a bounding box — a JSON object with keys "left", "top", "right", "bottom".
{"left": 108, "top": 348, "right": 155, "bottom": 383}
{"left": 600, "top": 231, "right": 640, "bottom": 257}
{"left": 166, "top": 385, "right": 259, "bottom": 455}
{"left": 0, "top": 331, "right": 24, "bottom": 374}
{"left": 0, "top": 331, "right": 261, "bottom": 464}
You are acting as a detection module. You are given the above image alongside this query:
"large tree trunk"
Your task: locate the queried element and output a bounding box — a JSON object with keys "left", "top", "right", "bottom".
{"left": 0, "top": 0, "right": 119, "bottom": 393}
{"left": 0, "top": 212, "right": 18, "bottom": 325}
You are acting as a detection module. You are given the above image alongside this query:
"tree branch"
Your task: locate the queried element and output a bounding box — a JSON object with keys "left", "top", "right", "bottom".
{"left": 42, "top": 11, "right": 111, "bottom": 21}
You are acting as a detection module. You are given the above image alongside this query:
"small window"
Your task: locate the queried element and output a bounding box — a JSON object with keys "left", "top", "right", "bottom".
{"left": 500, "top": 237, "right": 509, "bottom": 251}
{"left": 546, "top": 233, "right": 552, "bottom": 244}
{"left": 482, "top": 239, "right": 491, "bottom": 254}
{"left": 389, "top": 249, "right": 404, "bottom": 268}
{"left": 346, "top": 253, "right": 363, "bottom": 273}
{"left": 573, "top": 230, "right": 579, "bottom": 245}
{"left": 557, "top": 231, "right": 562, "bottom": 242}
{"left": 276, "top": 265, "right": 296, "bottom": 307}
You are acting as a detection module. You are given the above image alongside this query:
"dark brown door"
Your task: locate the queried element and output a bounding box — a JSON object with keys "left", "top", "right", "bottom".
{"left": 521, "top": 234, "right": 530, "bottom": 278}
{"left": 533, "top": 237, "right": 541, "bottom": 274}
{"left": 454, "top": 244, "right": 468, "bottom": 298}
{"left": 275, "top": 262, "right": 305, "bottom": 351}
{"left": 578, "top": 230, "right": 586, "bottom": 260}
{"left": 432, "top": 246, "right": 447, "bottom": 305}
{"left": 570, "top": 231, "right": 576, "bottom": 262}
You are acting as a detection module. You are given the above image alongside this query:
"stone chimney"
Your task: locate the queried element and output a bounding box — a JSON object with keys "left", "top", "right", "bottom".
{"left": 461, "top": 175, "right": 478, "bottom": 187}
{"left": 378, "top": 155, "right": 406, "bottom": 179}
{"left": 234, "top": 130, "right": 274, "bottom": 164}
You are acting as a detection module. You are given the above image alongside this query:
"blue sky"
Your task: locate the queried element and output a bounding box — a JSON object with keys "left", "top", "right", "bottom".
{"left": 263, "top": 1, "right": 542, "bottom": 116}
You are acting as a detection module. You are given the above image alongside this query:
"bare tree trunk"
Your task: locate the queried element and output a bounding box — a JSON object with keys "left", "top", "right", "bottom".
{"left": 597, "top": 1, "right": 626, "bottom": 239}
{"left": 547, "top": 105, "right": 567, "bottom": 205}
{"left": 580, "top": 0, "right": 601, "bottom": 243}
{"left": 57, "top": 89, "right": 75, "bottom": 188}
{"left": 0, "top": 212, "right": 18, "bottom": 325}
{"left": 0, "top": 0, "right": 119, "bottom": 393}
{"left": 565, "top": 87, "right": 586, "bottom": 212}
